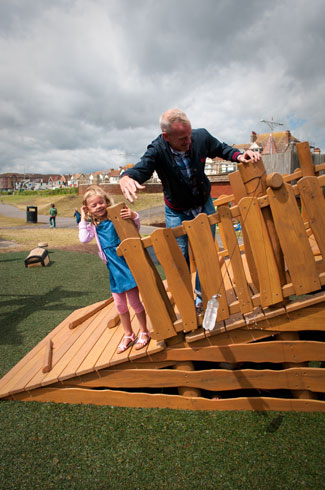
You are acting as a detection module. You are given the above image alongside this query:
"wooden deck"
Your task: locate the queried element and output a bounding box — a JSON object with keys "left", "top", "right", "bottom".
{"left": 0, "top": 142, "right": 324, "bottom": 411}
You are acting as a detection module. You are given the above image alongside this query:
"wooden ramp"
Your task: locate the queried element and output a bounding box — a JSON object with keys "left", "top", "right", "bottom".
{"left": 0, "top": 142, "right": 324, "bottom": 412}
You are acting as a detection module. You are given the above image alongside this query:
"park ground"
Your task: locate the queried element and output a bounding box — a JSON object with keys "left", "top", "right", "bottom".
{"left": 0, "top": 194, "right": 324, "bottom": 489}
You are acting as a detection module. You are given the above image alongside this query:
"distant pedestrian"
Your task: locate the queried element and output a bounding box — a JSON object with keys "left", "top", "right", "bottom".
{"left": 49, "top": 203, "right": 57, "bottom": 228}
{"left": 74, "top": 208, "right": 81, "bottom": 224}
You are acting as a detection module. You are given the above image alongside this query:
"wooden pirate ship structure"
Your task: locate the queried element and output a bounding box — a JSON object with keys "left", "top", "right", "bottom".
{"left": 0, "top": 142, "right": 324, "bottom": 411}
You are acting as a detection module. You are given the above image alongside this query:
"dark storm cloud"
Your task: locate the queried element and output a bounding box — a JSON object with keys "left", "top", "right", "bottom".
{"left": 0, "top": 0, "right": 324, "bottom": 175}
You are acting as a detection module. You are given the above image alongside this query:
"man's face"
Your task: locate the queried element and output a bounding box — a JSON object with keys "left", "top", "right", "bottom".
{"left": 162, "top": 121, "right": 192, "bottom": 152}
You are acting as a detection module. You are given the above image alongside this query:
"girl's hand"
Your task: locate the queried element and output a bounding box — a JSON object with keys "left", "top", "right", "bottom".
{"left": 80, "top": 205, "right": 88, "bottom": 221}
{"left": 120, "top": 205, "right": 136, "bottom": 220}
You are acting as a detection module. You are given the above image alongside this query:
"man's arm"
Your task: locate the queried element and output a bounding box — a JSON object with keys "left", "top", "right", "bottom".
{"left": 119, "top": 140, "right": 160, "bottom": 202}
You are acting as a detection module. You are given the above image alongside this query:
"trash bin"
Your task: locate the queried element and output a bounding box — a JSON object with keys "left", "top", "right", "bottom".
{"left": 26, "top": 206, "right": 38, "bottom": 223}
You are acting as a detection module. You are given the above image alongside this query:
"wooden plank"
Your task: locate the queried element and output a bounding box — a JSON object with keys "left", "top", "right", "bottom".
{"left": 95, "top": 321, "right": 131, "bottom": 370}
{"left": 106, "top": 202, "right": 140, "bottom": 240}
{"left": 24, "top": 310, "right": 106, "bottom": 390}
{"left": 69, "top": 298, "right": 113, "bottom": 329}
{"left": 74, "top": 315, "right": 124, "bottom": 377}
{"left": 60, "top": 367, "right": 325, "bottom": 393}
{"left": 238, "top": 197, "right": 283, "bottom": 306}
{"left": 238, "top": 159, "right": 287, "bottom": 287}
{"left": 186, "top": 325, "right": 276, "bottom": 346}
{"left": 183, "top": 213, "right": 229, "bottom": 320}
{"left": 118, "top": 237, "right": 177, "bottom": 341}
{"left": 151, "top": 228, "right": 197, "bottom": 332}
{"left": 267, "top": 183, "right": 321, "bottom": 294}
{"left": 259, "top": 303, "right": 325, "bottom": 332}
{"left": 221, "top": 261, "right": 246, "bottom": 332}
{"left": 219, "top": 206, "right": 253, "bottom": 314}
{"left": 0, "top": 308, "right": 80, "bottom": 396}
{"left": 296, "top": 142, "right": 316, "bottom": 177}
{"left": 10, "top": 387, "right": 325, "bottom": 412}
{"left": 139, "top": 341, "right": 325, "bottom": 364}
{"left": 0, "top": 307, "right": 87, "bottom": 397}
{"left": 229, "top": 170, "right": 259, "bottom": 289}
{"left": 27, "top": 307, "right": 110, "bottom": 390}
{"left": 298, "top": 176, "right": 325, "bottom": 258}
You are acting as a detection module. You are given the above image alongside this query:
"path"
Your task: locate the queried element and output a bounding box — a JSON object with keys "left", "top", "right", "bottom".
{"left": 0, "top": 202, "right": 161, "bottom": 234}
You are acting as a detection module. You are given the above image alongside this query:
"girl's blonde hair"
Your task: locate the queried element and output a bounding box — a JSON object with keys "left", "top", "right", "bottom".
{"left": 82, "top": 185, "right": 114, "bottom": 224}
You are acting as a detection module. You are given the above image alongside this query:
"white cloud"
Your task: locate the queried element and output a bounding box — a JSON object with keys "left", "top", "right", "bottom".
{"left": 0, "top": 0, "right": 324, "bottom": 175}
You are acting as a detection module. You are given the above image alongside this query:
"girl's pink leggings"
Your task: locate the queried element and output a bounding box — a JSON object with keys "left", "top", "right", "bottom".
{"left": 112, "top": 287, "right": 144, "bottom": 315}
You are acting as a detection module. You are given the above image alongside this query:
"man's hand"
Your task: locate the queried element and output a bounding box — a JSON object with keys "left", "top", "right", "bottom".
{"left": 237, "top": 150, "right": 261, "bottom": 164}
{"left": 119, "top": 175, "right": 145, "bottom": 203}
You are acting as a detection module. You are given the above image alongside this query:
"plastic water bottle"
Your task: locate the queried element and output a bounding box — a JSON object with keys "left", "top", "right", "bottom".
{"left": 203, "top": 295, "right": 219, "bottom": 331}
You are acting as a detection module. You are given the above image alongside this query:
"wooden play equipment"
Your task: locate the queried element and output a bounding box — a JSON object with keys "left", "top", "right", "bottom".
{"left": 1, "top": 142, "right": 324, "bottom": 411}
{"left": 25, "top": 247, "right": 50, "bottom": 268}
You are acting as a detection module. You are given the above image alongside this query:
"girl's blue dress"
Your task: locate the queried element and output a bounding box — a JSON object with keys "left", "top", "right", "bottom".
{"left": 96, "top": 219, "right": 137, "bottom": 293}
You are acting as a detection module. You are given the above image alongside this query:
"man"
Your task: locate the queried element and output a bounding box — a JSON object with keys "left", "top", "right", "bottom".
{"left": 120, "top": 108, "right": 260, "bottom": 306}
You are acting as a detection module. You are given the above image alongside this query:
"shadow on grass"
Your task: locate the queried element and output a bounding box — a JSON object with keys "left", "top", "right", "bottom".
{"left": 0, "top": 286, "right": 90, "bottom": 345}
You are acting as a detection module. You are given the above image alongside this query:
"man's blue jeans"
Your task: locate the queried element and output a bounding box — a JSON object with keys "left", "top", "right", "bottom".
{"left": 165, "top": 197, "right": 216, "bottom": 303}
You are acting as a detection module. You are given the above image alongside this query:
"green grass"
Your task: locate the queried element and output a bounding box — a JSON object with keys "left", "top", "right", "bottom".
{"left": 0, "top": 251, "right": 324, "bottom": 489}
{"left": 0, "top": 192, "right": 164, "bottom": 217}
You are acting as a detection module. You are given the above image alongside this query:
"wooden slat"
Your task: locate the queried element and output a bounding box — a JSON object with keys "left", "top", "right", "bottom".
{"left": 238, "top": 197, "right": 283, "bottom": 306}
{"left": 106, "top": 202, "right": 140, "bottom": 240}
{"left": 118, "top": 237, "right": 177, "bottom": 341}
{"left": 296, "top": 142, "right": 316, "bottom": 177}
{"left": 229, "top": 170, "right": 260, "bottom": 289}
{"left": 267, "top": 183, "right": 321, "bottom": 294}
{"left": 238, "top": 159, "right": 287, "bottom": 288}
{"left": 69, "top": 298, "right": 112, "bottom": 329}
{"left": 298, "top": 176, "right": 325, "bottom": 258}
{"left": 151, "top": 228, "right": 197, "bottom": 332}
{"left": 10, "top": 386, "right": 325, "bottom": 412}
{"left": 28, "top": 307, "right": 111, "bottom": 390}
{"left": 95, "top": 319, "right": 134, "bottom": 370}
{"left": 221, "top": 261, "right": 246, "bottom": 332}
{"left": 219, "top": 206, "right": 253, "bottom": 313}
{"left": 0, "top": 308, "right": 80, "bottom": 396}
{"left": 61, "top": 367, "right": 325, "bottom": 393}
{"left": 141, "top": 341, "right": 325, "bottom": 364}
{"left": 183, "top": 213, "right": 229, "bottom": 320}
{"left": 0, "top": 307, "right": 87, "bottom": 397}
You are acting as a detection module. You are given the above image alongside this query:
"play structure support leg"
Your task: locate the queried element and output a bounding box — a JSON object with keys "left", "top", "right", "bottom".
{"left": 173, "top": 361, "right": 201, "bottom": 398}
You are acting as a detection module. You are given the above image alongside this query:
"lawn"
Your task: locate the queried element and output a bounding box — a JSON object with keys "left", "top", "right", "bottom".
{"left": 0, "top": 250, "right": 324, "bottom": 489}
{"left": 0, "top": 192, "right": 164, "bottom": 218}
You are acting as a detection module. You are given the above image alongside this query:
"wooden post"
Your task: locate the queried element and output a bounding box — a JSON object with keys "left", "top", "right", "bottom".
{"left": 296, "top": 142, "right": 316, "bottom": 221}
{"left": 173, "top": 361, "right": 201, "bottom": 398}
{"left": 237, "top": 159, "right": 287, "bottom": 288}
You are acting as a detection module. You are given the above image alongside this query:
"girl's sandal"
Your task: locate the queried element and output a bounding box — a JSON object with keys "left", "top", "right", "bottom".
{"left": 117, "top": 332, "right": 136, "bottom": 354}
{"left": 135, "top": 332, "right": 151, "bottom": 350}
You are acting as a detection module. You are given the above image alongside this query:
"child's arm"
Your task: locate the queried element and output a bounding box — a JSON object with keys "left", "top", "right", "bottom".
{"left": 120, "top": 205, "right": 140, "bottom": 231}
{"left": 79, "top": 206, "right": 95, "bottom": 243}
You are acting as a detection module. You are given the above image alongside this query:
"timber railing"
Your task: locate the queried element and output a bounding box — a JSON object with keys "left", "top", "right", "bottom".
{"left": 113, "top": 142, "right": 325, "bottom": 342}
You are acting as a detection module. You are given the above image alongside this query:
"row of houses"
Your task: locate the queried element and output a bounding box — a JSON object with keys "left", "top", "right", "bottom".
{"left": 1, "top": 130, "right": 323, "bottom": 192}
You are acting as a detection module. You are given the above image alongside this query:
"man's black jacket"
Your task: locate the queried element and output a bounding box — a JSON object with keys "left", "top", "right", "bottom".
{"left": 123, "top": 128, "right": 241, "bottom": 210}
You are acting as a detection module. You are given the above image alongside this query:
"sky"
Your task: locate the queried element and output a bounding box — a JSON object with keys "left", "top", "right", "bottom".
{"left": 0, "top": 0, "right": 324, "bottom": 176}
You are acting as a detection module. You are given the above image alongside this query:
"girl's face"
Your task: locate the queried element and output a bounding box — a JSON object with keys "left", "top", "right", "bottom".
{"left": 86, "top": 195, "right": 107, "bottom": 219}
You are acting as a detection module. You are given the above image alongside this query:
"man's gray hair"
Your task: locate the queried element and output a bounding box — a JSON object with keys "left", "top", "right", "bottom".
{"left": 160, "top": 108, "right": 191, "bottom": 134}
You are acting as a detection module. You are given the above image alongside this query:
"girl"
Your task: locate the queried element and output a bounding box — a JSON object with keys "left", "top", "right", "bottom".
{"left": 79, "top": 185, "right": 150, "bottom": 353}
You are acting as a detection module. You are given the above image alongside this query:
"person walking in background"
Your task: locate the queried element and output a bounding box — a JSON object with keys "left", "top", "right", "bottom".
{"left": 79, "top": 185, "right": 150, "bottom": 353}
{"left": 74, "top": 207, "right": 81, "bottom": 224}
{"left": 119, "top": 108, "right": 261, "bottom": 309}
{"left": 49, "top": 203, "right": 57, "bottom": 228}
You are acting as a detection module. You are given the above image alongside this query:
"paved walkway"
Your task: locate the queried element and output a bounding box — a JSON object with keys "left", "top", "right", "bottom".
{"left": 0, "top": 202, "right": 161, "bottom": 235}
